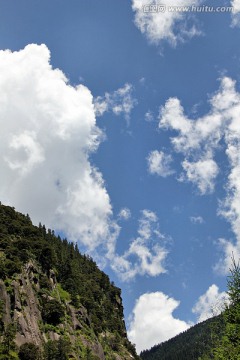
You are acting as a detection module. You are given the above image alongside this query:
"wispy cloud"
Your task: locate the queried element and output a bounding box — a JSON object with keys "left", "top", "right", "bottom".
{"left": 118, "top": 207, "right": 131, "bottom": 221}
{"left": 128, "top": 292, "right": 191, "bottom": 353}
{"left": 147, "top": 150, "right": 175, "bottom": 177}
{"left": 109, "top": 210, "right": 169, "bottom": 281}
{"left": 190, "top": 216, "right": 204, "bottom": 224}
{"left": 145, "top": 110, "right": 154, "bottom": 122}
{"left": 132, "top": 0, "right": 202, "bottom": 47}
{"left": 94, "top": 83, "right": 137, "bottom": 121}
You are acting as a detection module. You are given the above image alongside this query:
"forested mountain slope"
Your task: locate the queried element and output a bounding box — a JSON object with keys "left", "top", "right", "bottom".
{"left": 0, "top": 203, "right": 139, "bottom": 360}
{"left": 140, "top": 315, "right": 224, "bottom": 360}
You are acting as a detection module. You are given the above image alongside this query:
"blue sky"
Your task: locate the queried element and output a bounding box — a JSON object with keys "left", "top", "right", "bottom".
{"left": 0, "top": 0, "right": 240, "bottom": 353}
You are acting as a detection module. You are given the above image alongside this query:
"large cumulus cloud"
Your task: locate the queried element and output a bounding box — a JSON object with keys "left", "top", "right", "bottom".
{"left": 128, "top": 292, "right": 191, "bottom": 353}
{"left": 0, "top": 44, "right": 113, "bottom": 250}
{"left": 0, "top": 44, "right": 171, "bottom": 282}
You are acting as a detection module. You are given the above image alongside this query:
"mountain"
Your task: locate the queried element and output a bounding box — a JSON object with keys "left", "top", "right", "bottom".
{"left": 140, "top": 256, "right": 240, "bottom": 360}
{"left": 0, "top": 202, "right": 139, "bottom": 360}
{"left": 140, "top": 315, "right": 225, "bottom": 360}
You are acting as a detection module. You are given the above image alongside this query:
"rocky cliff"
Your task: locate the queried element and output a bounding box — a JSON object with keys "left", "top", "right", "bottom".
{"left": 0, "top": 203, "right": 139, "bottom": 360}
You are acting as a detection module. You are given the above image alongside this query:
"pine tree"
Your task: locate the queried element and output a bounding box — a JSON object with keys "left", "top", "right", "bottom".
{"left": 213, "top": 257, "right": 240, "bottom": 359}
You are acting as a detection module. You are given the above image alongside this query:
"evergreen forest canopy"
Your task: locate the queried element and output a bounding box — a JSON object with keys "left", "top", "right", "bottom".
{"left": 140, "top": 315, "right": 225, "bottom": 360}
{"left": 0, "top": 202, "right": 139, "bottom": 359}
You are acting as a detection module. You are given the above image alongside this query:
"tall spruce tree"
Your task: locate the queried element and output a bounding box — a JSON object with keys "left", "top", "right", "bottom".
{"left": 213, "top": 257, "right": 240, "bottom": 359}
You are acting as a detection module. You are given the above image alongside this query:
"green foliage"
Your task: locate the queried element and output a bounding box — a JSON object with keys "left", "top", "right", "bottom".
{"left": 0, "top": 203, "right": 139, "bottom": 360}
{"left": 0, "top": 351, "right": 19, "bottom": 360}
{"left": 0, "top": 323, "right": 17, "bottom": 359}
{"left": 212, "top": 257, "right": 240, "bottom": 360}
{"left": 38, "top": 275, "right": 52, "bottom": 290}
{"left": 44, "top": 337, "right": 71, "bottom": 360}
{"left": 227, "top": 257, "right": 240, "bottom": 306}
{"left": 85, "top": 347, "right": 99, "bottom": 360}
{"left": 52, "top": 284, "right": 71, "bottom": 303}
{"left": 140, "top": 315, "right": 225, "bottom": 360}
{"left": 42, "top": 299, "right": 65, "bottom": 326}
{"left": 18, "top": 343, "right": 41, "bottom": 360}
{"left": 39, "top": 247, "right": 56, "bottom": 273}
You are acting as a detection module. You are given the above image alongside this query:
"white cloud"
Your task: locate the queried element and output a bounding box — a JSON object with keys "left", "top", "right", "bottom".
{"left": 147, "top": 150, "right": 175, "bottom": 177}
{"left": 110, "top": 210, "right": 169, "bottom": 281}
{"left": 192, "top": 284, "right": 229, "bottom": 322}
{"left": 132, "top": 0, "right": 202, "bottom": 47}
{"left": 190, "top": 216, "right": 204, "bottom": 224}
{"left": 0, "top": 44, "right": 115, "bottom": 251}
{"left": 214, "top": 238, "right": 240, "bottom": 275}
{"left": 118, "top": 207, "right": 131, "bottom": 221}
{"left": 159, "top": 97, "right": 223, "bottom": 154}
{"left": 128, "top": 292, "right": 191, "bottom": 353}
{"left": 5, "top": 131, "right": 45, "bottom": 175}
{"left": 180, "top": 157, "right": 219, "bottom": 194}
{"left": 94, "top": 83, "right": 137, "bottom": 120}
{"left": 158, "top": 76, "right": 240, "bottom": 272}
{"left": 145, "top": 110, "right": 154, "bottom": 122}
{"left": 0, "top": 44, "right": 170, "bottom": 283}
{"left": 231, "top": 0, "right": 240, "bottom": 26}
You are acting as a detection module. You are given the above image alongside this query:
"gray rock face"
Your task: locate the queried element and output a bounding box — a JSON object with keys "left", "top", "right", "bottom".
{"left": 80, "top": 334, "right": 105, "bottom": 360}
{"left": 0, "top": 262, "right": 106, "bottom": 358}
{"left": 0, "top": 260, "right": 136, "bottom": 359}
{"left": 92, "top": 341, "right": 105, "bottom": 360}
{"left": 0, "top": 279, "right": 11, "bottom": 325}
{"left": 2, "top": 262, "right": 44, "bottom": 347}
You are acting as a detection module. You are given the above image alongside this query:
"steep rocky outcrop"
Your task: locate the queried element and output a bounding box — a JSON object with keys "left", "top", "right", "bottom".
{"left": 0, "top": 259, "right": 136, "bottom": 359}
{"left": 0, "top": 203, "right": 139, "bottom": 359}
{"left": 12, "top": 262, "right": 44, "bottom": 347}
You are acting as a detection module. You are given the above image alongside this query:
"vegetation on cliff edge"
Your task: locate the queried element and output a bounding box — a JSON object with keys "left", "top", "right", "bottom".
{"left": 0, "top": 202, "right": 139, "bottom": 359}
